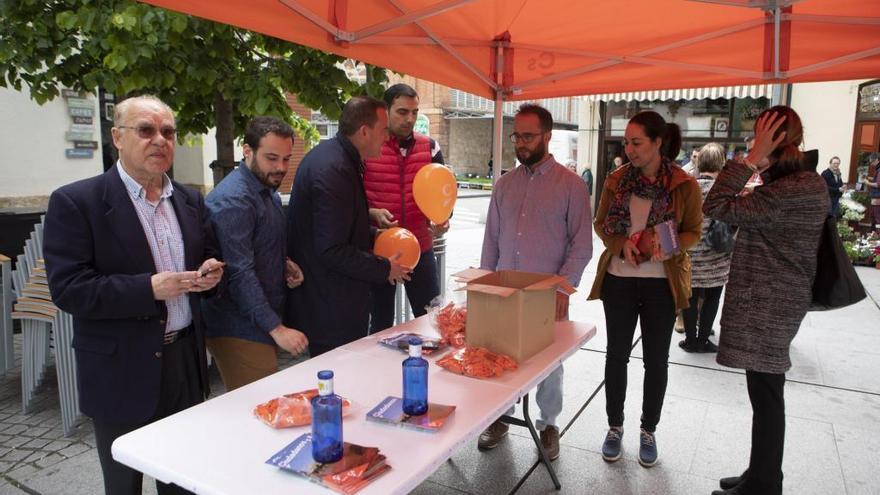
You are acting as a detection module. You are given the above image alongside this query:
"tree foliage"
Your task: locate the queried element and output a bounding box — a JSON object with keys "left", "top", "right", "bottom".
{"left": 0, "top": 0, "right": 388, "bottom": 154}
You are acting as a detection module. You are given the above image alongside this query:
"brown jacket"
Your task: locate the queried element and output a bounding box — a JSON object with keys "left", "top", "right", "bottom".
{"left": 588, "top": 164, "right": 703, "bottom": 311}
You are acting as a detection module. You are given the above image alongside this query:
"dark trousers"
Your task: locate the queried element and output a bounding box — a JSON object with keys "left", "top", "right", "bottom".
{"left": 602, "top": 274, "right": 676, "bottom": 432}
{"left": 682, "top": 285, "right": 723, "bottom": 344}
{"left": 742, "top": 370, "right": 786, "bottom": 495}
{"left": 370, "top": 247, "right": 439, "bottom": 333}
{"left": 830, "top": 197, "right": 840, "bottom": 218}
{"left": 307, "top": 342, "right": 336, "bottom": 358}
{"left": 93, "top": 332, "right": 202, "bottom": 495}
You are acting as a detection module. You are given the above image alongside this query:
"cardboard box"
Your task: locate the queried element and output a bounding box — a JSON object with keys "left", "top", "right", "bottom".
{"left": 454, "top": 269, "right": 575, "bottom": 363}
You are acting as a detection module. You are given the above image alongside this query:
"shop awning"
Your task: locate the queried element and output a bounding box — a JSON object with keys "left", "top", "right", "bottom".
{"left": 584, "top": 84, "right": 775, "bottom": 102}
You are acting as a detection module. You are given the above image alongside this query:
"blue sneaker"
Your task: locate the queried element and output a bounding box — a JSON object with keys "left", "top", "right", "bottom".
{"left": 638, "top": 428, "right": 658, "bottom": 467}
{"left": 601, "top": 427, "right": 623, "bottom": 462}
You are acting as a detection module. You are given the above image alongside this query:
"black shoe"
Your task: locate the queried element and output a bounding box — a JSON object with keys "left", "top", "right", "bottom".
{"left": 697, "top": 340, "right": 719, "bottom": 353}
{"left": 712, "top": 484, "right": 768, "bottom": 495}
{"left": 712, "top": 488, "right": 740, "bottom": 495}
{"left": 719, "top": 475, "right": 742, "bottom": 490}
{"left": 720, "top": 470, "right": 747, "bottom": 489}
{"left": 678, "top": 340, "right": 700, "bottom": 353}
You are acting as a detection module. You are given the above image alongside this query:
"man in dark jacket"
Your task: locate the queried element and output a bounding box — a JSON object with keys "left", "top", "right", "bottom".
{"left": 286, "top": 96, "right": 410, "bottom": 356}
{"left": 44, "top": 95, "right": 223, "bottom": 495}
{"left": 820, "top": 156, "right": 845, "bottom": 217}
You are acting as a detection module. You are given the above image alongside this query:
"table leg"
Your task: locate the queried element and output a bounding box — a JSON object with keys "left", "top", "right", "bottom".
{"left": 500, "top": 393, "right": 561, "bottom": 490}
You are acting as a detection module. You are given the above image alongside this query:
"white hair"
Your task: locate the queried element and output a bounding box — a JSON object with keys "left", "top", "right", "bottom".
{"left": 114, "top": 95, "right": 174, "bottom": 126}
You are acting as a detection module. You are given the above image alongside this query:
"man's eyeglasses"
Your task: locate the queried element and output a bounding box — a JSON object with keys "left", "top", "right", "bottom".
{"left": 118, "top": 125, "right": 177, "bottom": 141}
{"left": 509, "top": 132, "right": 544, "bottom": 144}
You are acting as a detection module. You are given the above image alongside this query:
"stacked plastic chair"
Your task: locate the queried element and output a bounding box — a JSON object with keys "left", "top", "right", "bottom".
{"left": 0, "top": 252, "right": 13, "bottom": 374}
{"left": 10, "top": 218, "right": 81, "bottom": 436}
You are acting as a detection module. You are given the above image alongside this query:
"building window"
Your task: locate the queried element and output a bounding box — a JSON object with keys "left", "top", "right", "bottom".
{"left": 859, "top": 82, "right": 880, "bottom": 119}
{"left": 311, "top": 112, "right": 338, "bottom": 140}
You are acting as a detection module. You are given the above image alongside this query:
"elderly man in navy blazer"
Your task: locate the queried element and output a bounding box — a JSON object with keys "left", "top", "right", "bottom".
{"left": 44, "top": 95, "right": 223, "bottom": 495}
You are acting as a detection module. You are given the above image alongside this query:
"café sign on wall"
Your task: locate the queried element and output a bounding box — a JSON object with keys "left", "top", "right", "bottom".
{"left": 63, "top": 89, "right": 99, "bottom": 159}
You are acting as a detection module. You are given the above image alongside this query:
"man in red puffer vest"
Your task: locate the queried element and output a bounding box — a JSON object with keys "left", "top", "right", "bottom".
{"left": 363, "top": 83, "right": 447, "bottom": 332}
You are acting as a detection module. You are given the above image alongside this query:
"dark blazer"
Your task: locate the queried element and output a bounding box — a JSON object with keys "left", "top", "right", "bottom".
{"left": 44, "top": 166, "right": 219, "bottom": 424}
{"left": 285, "top": 134, "right": 390, "bottom": 349}
{"left": 820, "top": 168, "right": 844, "bottom": 215}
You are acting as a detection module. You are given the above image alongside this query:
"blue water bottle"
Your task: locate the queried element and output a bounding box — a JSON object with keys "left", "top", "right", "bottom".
{"left": 402, "top": 337, "right": 429, "bottom": 416}
{"left": 311, "top": 370, "right": 343, "bottom": 463}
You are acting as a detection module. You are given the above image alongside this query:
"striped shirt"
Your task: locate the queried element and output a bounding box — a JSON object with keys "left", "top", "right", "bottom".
{"left": 480, "top": 156, "right": 593, "bottom": 287}
{"left": 117, "top": 162, "right": 191, "bottom": 333}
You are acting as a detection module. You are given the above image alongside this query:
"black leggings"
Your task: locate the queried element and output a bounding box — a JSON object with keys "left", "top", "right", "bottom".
{"left": 682, "top": 285, "right": 723, "bottom": 344}
{"left": 742, "top": 370, "right": 786, "bottom": 495}
{"left": 601, "top": 274, "right": 676, "bottom": 432}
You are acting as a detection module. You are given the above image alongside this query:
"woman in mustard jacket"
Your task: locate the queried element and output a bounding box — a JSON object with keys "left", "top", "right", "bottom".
{"left": 588, "top": 110, "right": 702, "bottom": 468}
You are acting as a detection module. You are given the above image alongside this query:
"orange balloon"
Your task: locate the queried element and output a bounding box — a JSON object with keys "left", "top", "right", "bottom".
{"left": 413, "top": 163, "right": 457, "bottom": 224}
{"left": 374, "top": 227, "right": 421, "bottom": 270}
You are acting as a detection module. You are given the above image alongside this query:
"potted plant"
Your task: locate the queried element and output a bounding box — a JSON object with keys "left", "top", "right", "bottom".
{"left": 840, "top": 197, "right": 866, "bottom": 230}
{"left": 851, "top": 191, "right": 871, "bottom": 209}
{"left": 844, "top": 236, "right": 876, "bottom": 266}
{"left": 837, "top": 221, "right": 857, "bottom": 242}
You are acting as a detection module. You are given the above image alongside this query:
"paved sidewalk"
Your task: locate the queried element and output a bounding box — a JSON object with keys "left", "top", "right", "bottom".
{"left": 1, "top": 224, "right": 879, "bottom": 494}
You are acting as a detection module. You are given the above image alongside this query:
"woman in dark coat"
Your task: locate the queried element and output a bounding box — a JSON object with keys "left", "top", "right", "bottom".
{"left": 703, "top": 106, "right": 828, "bottom": 495}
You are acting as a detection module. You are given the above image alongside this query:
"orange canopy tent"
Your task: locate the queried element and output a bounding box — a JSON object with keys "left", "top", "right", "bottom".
{"left": 140, "top": 0, "right": 880, "bottom": 171}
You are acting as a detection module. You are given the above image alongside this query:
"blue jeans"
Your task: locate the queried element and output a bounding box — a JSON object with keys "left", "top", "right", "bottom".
{"left": 370, "top": 248, "right": 440, "bottom": 333}
{"left": 506, "top": 365, "right": 564, "bottom": 430}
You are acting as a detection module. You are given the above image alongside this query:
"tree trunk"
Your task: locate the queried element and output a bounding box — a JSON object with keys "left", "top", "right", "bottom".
{"left": 213, "top": 92, "right": 236, "bottom": 185}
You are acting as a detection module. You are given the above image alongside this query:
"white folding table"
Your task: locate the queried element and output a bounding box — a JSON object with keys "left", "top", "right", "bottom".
{"left": 113, "top": 317, "right": 596, "bottom": 495}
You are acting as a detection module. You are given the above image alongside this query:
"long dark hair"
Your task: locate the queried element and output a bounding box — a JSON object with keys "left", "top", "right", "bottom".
{"left": 629, "top": 111, "right": 682, "bottom": 162}
{"left": 759, "top": 105, "right": 804, "bottom": 177}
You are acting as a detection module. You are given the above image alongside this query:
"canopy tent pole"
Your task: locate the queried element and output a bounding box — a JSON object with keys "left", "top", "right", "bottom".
{"left": 492, "top": 88, "right": 503, "bottom": 184}
{"left": 492, "top": 41, "right": 504, "bottom": 185}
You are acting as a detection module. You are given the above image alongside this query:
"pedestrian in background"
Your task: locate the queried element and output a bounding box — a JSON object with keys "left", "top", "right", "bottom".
{"left": 680, "top": 142, "right": 730, "bottom": 353}
{"left": 820, "top": 156, "right": 845, "bottom": 218}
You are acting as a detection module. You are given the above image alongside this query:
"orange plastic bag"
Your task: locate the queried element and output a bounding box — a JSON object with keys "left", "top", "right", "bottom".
{"left": 254, "top": 389, "right": 352, "bottom": 428}
{"left": 436, "top": 346, "right": 517, "bottom": 379}
{"left": 432, "top": 302, "right": 467, "bottom": 348}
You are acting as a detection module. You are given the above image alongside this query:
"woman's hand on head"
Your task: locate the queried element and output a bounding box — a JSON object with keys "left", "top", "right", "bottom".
{"left": 746, "top": 112, "right": 788, "bottom": 170}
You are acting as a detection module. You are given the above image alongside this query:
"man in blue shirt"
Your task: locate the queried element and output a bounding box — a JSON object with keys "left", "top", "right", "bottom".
{"left": 477, "top": 103, "right": 593, "bottom": 461}
{"left": 203, "top": 117, "right": 308, "bottom": 391}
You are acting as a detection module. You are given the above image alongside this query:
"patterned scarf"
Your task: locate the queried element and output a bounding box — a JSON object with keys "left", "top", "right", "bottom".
{"left": 603, "top": 158, "right": 675, "bottom": 236}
